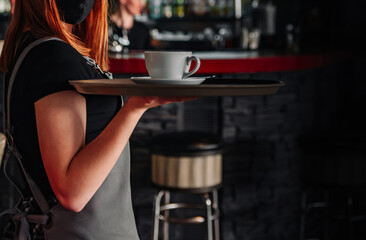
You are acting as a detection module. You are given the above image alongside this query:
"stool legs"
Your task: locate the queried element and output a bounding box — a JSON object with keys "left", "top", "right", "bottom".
{"left": 163, "top": 191, "right": 170, "bottom": 240}
{"left": 212, "top": 189, "right": 220, "bottom": 240}
{"left": 153, "top": 191, "right": 165, "bottom": 240}
{"left": 300, "top": 189, "right": 330, "bottom": 240}
{"left": 152, "top": 189, "right": 220, "bottom": 240}
{"left": 203, "top": 190, "right": 220, "bottom": 240}
{"left": 203, "top": 193, "right": 213, "bottom": 240}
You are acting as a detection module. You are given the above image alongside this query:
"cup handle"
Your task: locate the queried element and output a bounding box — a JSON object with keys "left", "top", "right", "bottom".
{"left": 183, "top": 56, "right": 201, "bottom": 79}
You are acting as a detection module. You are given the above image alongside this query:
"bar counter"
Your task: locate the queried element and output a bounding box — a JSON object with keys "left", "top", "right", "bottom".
{"left": 108, "top": 51, "right": 347, "bottom": 74}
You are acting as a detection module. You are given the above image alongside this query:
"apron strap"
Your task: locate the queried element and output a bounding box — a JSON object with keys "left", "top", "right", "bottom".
{"left": 3, "top": 37, "right": 63, "bottom": 213}
{"left": 6, "top": 37, "right": 62, "bottom": 132}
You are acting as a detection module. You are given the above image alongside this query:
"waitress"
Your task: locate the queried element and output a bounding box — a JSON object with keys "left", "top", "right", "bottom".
{"left": 109, "top": 0, "right": 152, "bottom": 51}
{"left": 0, "top": 0, "right": 194, "bottom": 239}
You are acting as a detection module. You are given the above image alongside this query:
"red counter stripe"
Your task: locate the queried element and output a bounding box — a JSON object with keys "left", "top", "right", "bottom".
{"left": 108, "top": 53, "right": 346, "bottom": 74}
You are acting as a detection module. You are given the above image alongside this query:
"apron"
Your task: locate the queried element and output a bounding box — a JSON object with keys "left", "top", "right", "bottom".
{"left": 4, "top": 37, "right": 140, "bottom": 239}
{"left": 44, "top": 143, "right": 140, "bottom": 240}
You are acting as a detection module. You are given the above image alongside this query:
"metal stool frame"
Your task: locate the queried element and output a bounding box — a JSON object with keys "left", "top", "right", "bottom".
{"left": 300, "top": 186, "right": 366, "bottom": 240}
{"left": 152, "top": 188, "right": 220, "bottom": 240}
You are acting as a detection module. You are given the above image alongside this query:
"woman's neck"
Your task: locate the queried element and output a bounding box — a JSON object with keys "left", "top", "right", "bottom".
{"left": 111, "top": 6, "right": 134, "bottom": 30}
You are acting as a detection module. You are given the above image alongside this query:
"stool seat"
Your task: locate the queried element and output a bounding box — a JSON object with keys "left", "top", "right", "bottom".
{"left": 150, "top": 131, "right": 222, "bottom": 240}
{"left": 151, "top": 131, "right": 223, "bottom": 190}
{"left": 152, "top": 154, "right": 222, "bottom": 190}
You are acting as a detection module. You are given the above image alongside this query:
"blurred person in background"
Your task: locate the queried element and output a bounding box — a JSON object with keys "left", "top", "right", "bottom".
{"left": 108, "top": 0, "right": 152, "bottom": 52}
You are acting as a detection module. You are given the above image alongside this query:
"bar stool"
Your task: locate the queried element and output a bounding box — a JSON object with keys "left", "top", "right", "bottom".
{"left": 150, "top": 131, "right": 223, "bottom": 240}
{"left": 299, "top": 135, "right": 366, "bottom": 240}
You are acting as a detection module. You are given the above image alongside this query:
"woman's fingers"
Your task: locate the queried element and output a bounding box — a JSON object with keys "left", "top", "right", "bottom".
{"left": 125, "top": 96, "right": 198, "bottom": 111}
{"left": 157, "top": 96, "right": 198, "bottom": 104}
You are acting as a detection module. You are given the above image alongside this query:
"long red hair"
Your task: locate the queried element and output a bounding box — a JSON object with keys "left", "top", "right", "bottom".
{"left": 0, "top": 0, "right": 109, "bottom": 72}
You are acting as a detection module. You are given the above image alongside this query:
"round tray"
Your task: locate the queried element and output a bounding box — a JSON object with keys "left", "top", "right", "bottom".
{"left": 69, "top": 78, "right": 285, "bottom": 97}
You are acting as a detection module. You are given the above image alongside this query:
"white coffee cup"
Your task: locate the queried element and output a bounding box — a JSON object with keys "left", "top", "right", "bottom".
{"left": 144, "top": 51, "right": 201, "bottom": 79}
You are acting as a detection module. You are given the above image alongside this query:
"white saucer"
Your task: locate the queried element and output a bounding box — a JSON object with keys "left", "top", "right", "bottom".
{"left": 131, "top": 76, "right": 206, "bottom": 85}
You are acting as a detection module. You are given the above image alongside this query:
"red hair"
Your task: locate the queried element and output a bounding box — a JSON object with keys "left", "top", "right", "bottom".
{"left": 0, "top": 0, "right": 109, "bottom": 72}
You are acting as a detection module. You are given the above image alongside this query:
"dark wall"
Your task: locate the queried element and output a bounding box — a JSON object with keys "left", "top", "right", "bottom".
{"left": 128, "top": 58, "right": 357, "bottom": 240}
{"left": 1, "top": 0, "right": 365, "bottom": 239}
{"left": 256, "top": 0, "right": 365, "bottom": 53}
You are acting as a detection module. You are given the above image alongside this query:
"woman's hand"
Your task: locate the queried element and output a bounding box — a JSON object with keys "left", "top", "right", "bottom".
{"left": 124, "top": 96, "right": 198, "bottom": 112}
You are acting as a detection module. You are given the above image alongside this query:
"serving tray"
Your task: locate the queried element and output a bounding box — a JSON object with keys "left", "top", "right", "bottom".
{"left": 69, "top": 78, "right": 285, "bottom": 97}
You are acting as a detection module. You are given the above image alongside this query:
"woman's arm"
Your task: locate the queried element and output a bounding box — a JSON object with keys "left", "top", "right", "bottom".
{"left": 35, "top": 90, "right": 190, "bottom": 212}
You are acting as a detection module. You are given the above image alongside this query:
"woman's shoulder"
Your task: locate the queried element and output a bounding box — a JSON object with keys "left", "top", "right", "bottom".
{"left": 23, "top": 37, "right": 96, "bottom": 81}
{"left": 27, "top": 38, "right": 84, "bottom": 66}
{"left": 18, "top": 38, "right": 96, "bottom": 102}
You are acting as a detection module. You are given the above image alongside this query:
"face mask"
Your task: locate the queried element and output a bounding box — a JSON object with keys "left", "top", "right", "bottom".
{"left": 56, "top": 0, "right": 96, "bottom": 24}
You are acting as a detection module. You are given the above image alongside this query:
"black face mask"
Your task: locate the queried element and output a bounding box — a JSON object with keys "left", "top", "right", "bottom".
{"left": 56, "top": 0, "right": 96, "bottom": 24}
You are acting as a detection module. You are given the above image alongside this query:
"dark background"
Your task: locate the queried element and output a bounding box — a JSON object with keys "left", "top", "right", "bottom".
{"left": 1, "top": 0, "right": 366, "bottom": 239}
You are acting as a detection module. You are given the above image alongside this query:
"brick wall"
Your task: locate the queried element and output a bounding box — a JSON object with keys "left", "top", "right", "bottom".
{"left": 127, "top": 60, "right": 350, "bottom": 240}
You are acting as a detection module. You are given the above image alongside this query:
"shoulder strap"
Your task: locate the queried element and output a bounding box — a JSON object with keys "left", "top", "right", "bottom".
{"left": 3, "top": 37, "right": 63, "bottom": 213}
{"left": 6, "top": 37, "right": 62, "bottom": 131}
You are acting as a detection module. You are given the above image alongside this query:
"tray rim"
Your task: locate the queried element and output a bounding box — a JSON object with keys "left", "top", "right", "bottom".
{"left": 69, "top": 78, "right": 285, "bottom": 96}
